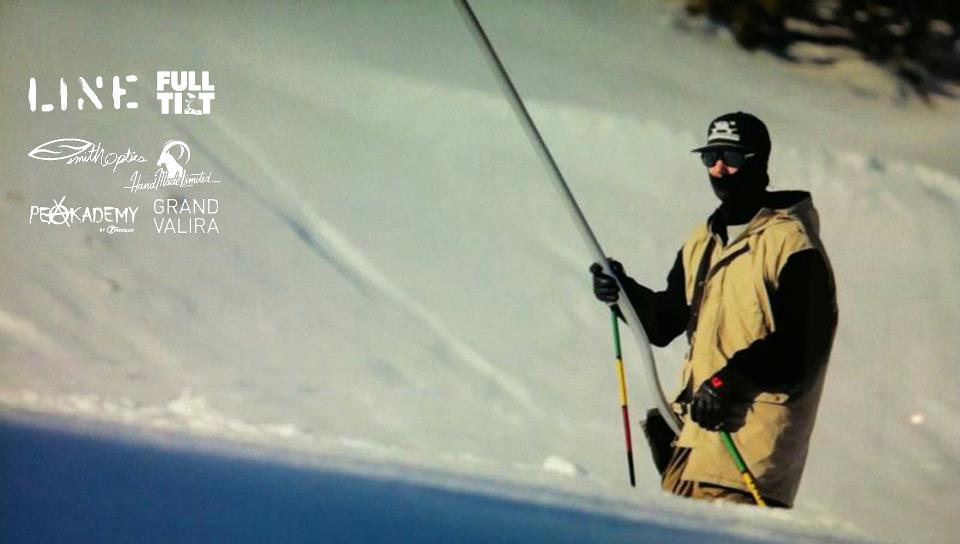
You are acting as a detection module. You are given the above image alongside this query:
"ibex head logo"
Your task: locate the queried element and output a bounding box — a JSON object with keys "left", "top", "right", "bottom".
{"left": 156, "top": 140, "right": 191, "bottom": 181}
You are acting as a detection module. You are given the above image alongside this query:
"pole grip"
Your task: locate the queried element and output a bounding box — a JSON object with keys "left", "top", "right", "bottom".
{"left": 612, "top": 307, "right": 636, "bottom": 487}
{"left": 720, "top": 431, "right": 766, "bottom": 506}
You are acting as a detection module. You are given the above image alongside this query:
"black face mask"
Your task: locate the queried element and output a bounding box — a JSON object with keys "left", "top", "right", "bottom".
{"left": 708, "top": 157, "right": 769, "bottom": 224}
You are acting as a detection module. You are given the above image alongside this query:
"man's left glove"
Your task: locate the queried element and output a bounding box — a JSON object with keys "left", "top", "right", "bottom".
{"left": 690, "top": 368, "right": 756, "bottom": 432}
{"left": 590, "top": 260, "right": 626, "bottom": 303}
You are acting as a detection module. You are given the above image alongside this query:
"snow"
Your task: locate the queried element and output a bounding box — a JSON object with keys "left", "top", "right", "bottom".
{"left": 541, "top": 455, "right": 588, "bottom": 477}
{"left": 2, "top": 411, "right": 872, "bottom": 544}
{"left": 1, "top": 0, "right": 959, "bottom": 542}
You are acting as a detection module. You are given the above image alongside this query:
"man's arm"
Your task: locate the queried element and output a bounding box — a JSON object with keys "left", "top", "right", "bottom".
{"left": 620, "top": 251, "right": 690, "bottom": 348}
{"left": 720, "top": 249, "right": 837, "bottom": 394}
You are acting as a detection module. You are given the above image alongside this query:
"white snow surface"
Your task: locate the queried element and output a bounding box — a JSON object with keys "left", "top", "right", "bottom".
{"left": 1, "top": 1, "right": 959, "bottom": 542}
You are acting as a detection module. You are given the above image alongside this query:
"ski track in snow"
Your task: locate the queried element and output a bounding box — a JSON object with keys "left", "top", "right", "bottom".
{"left": 163, "top": 115, "right": 542, "bottom": 418}
{"left": 0, "top": 306, "right": 71, "bottom": 363}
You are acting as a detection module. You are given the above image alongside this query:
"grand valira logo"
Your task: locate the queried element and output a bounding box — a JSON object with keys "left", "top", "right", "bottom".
{"left": 153, "top": 198, "right": 219, "bottom": 235}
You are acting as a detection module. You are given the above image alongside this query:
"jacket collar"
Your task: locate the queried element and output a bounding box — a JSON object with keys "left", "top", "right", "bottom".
{"left": 707, "top": 190, "right": 817, "bottom": 242}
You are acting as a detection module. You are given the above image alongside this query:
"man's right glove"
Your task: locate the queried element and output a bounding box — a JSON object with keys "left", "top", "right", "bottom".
{"left": 590, "top": 259, "right": 626, "bottom": 303}
{"left": 689, "top": 368, "right": 756, "bottom": 432}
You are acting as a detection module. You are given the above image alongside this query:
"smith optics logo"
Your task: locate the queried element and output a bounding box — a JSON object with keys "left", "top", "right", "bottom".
{"left": 708, "top": 120, "right": 740, "bottom": 142}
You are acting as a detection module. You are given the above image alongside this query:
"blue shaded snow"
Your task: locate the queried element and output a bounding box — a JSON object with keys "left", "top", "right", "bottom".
{"left": 0, "top": 414, "right": 864, "bottom": 544}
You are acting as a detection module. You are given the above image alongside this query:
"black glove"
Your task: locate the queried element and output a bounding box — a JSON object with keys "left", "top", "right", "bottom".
{"left": 690, "top": 368, "right": 756, "bottom": 432}
{"left": 590, "top": 259, "right": 626, "bottom": 303}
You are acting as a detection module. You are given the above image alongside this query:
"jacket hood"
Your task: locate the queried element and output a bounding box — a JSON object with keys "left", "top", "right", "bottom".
{"left": 760, "top": 190, "right": 820, "bottom": 238}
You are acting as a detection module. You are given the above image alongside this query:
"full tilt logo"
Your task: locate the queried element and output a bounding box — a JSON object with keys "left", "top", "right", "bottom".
{"left": 156, "top": 71, "right": 215, "bottom": 115}
{"left": 28, "top": 71, "right": 216, "bottom": 115}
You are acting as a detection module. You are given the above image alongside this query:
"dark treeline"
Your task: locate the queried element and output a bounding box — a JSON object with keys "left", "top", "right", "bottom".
{"left": 683, "top": 1, "right": 960, "bottom": 97}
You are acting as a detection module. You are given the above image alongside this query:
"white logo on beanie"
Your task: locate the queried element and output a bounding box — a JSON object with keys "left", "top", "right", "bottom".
{"left": 709, "top": 120, "right": 740, "bottom": 142}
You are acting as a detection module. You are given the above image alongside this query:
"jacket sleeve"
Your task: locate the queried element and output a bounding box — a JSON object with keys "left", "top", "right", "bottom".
{"left": 619, "top": 250, "right": 689, "bottom": 348}
{"left": 722, "top": 248, "right": 837, "bottom": 394}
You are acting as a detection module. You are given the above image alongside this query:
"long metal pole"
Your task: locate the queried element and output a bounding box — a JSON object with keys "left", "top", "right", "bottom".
{"left": 453, "top": 0, "right": 681, "bottom": 434}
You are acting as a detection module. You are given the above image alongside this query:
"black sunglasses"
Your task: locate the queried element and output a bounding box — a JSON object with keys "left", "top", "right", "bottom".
{"left": 700, "top": 150, "right": 755, "bottom": 168}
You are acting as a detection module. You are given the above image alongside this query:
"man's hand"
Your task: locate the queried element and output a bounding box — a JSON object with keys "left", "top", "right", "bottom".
{"left": 690, "top": 369, "right": 756, "bottom": 432}
{"left": 590, "top": 259, "right": 626, "bottom": 303}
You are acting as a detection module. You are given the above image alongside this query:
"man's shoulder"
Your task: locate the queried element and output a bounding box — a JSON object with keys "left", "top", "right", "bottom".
{"left": 758, "top": 212, "right": 817, "bottom": 249}
{"left": 762, "top": 212, "right": 810, "bottom": 237}
{"left": 756, "top": 213, "right": 822, "bottom": 278}
{"left": 759, "top": 190, "right": 822, "bottom": 245}
{"left": 682, "top": 222, "right": 712, "bottom": 245}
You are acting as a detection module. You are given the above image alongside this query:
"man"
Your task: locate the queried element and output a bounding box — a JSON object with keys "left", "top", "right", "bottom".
{"left": 590, "top": 112, "right": 837, "bottom": 508}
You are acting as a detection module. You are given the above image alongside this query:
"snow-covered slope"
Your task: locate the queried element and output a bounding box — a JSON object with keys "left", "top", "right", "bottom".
{"left": 1, "top": 1, "right": 958, "bottom": 542}
{"left": 2, "top": 412, "right": 873, "bottom": 544}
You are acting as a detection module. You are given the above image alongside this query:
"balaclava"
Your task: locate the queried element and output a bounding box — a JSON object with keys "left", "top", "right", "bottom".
{"left": 692, "top": 112, "right": 772, "bottom": 225}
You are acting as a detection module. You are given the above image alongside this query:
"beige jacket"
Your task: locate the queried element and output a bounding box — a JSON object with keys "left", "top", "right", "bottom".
{"left": 673, "top": 193, "right": 837, "bottom": 506}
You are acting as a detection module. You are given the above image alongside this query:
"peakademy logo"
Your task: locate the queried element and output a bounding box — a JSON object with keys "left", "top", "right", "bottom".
{"left": 27, "top": 71, "right": 215, "bottom": 115}
{"left": 29, "top": 196, "right": 138, "bottom": 233}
